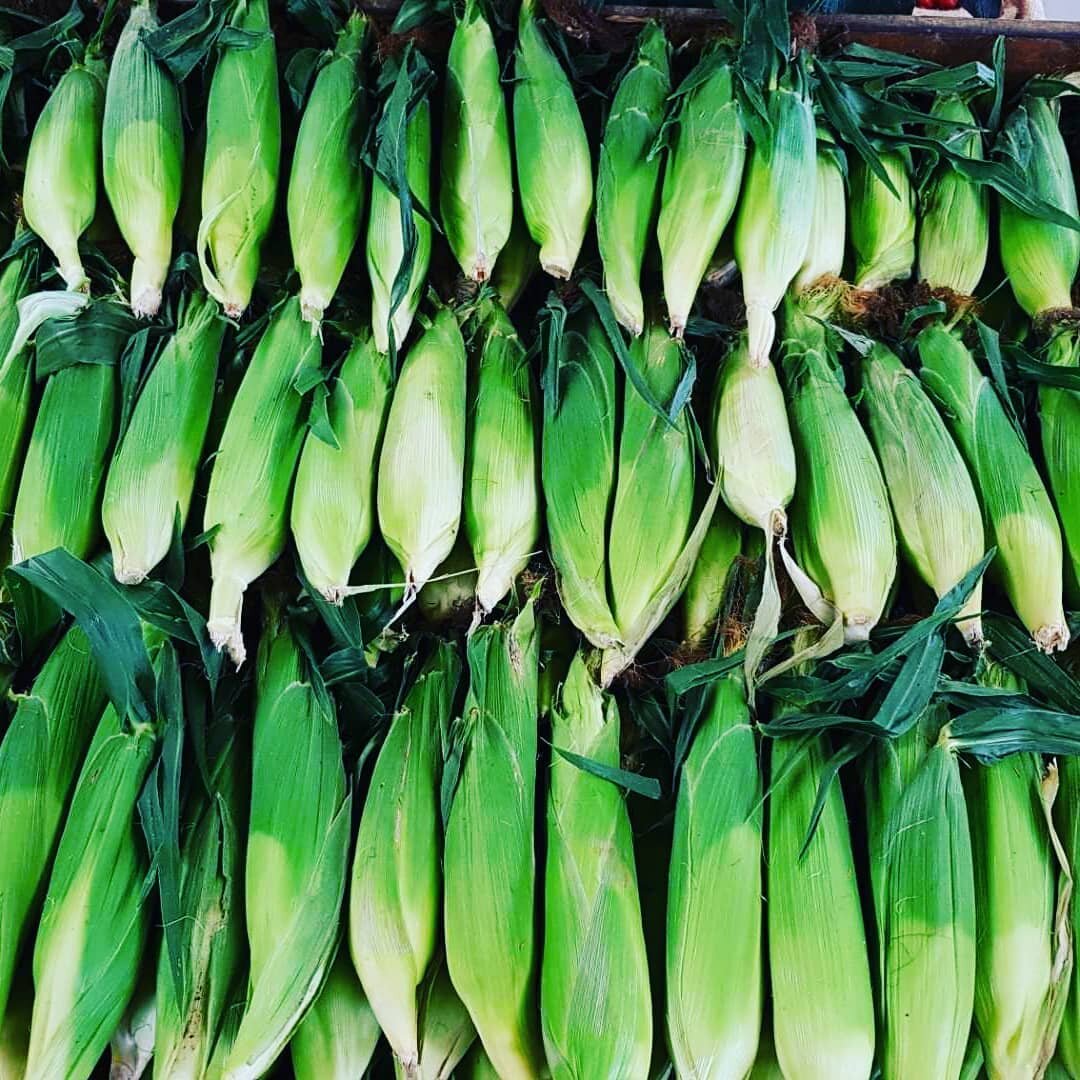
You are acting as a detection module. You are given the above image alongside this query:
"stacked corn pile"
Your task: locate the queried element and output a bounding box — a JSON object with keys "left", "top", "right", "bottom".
{"left": 1, "top": 1, "right": 1080, "bottom": 1079}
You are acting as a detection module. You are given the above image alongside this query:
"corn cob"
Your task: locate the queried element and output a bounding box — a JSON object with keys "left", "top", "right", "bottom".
{"left": 378, "top": 307, "right": 467, "bottom": 600}
{"left": 782, "top": 301, "right": 896, "bottom": 642}
{"left": 397, "top": 958, "right": 478, "bottom": 1080}
{"left": 288, "top": 12, "right": 369, "bottom": 326}
{"left": 464, "top": 298, "right": 539, "bottom": 617}
{"left": 860, "top": 341, "right": 985, "bottom": 645}
{"left": 768, "top": 732, "right": 875, "bottom": 1079}
{"left": 918, "top": 320, "right": 1069, "bottom": 652}
{"left": 965, "top": 663, "right": 1062, "bottom": 1080}
{"left": 350, "top": 641, "right": 460, "bottom": 1071}
{"left": 24, "top": 649, "right": 167, "bottom": 1080}
{"left": 658, "top": 48, "right": 746, "bottom": 336}
{"left": 103, "top": 0, "right": 184, "bottom": 316}
{"left": 596, "top": 21, "right": 670, "bottom": 335}
{"left": 367, "top": 78, "right": 431, "bottom": 356}
{"left": 917, "top": 96, "right": 989, "bottom": 296}
{"left": 1056, "top": 756, "right": 1080, "bottom": 1079}
{"left": 870, "top": 711, "right": 976, "bottom": 1080}
{"left": 850, "top": 148, "right": 916, "bottom": 291}
{"left": 514, "top": 0, "right": 593, "bottom": 279}
{"left": 222, "top": 616, "right": 351, "bottom": 1080}
{"left": 0, "top": 627, "right": 107, "bottom": 1024}
{"left": 681, "top": 500, "right": 742, "bottom": 649}
{"left": 667, "top": 674, "right": 762, "bottom": 1078}
{"left": 23, "top": 56, "right": 105, "bottom": 292}
{"left": 734, "top": 67, "right": 817, "bottom": 367}
{"left": 444, "top": 602, "right": 546, "bottom": 1080}
{"left": 291, "top": 331, "right": 391, "bottom": 603}
{"left": 441, "top": 0, "right": 512, "bottom": 282}
{"left": 203, "top": 296, "right": 321, "bottom": 665}
{"left": 12, "top": 359, "right": 115, "bottom": 566}
{"left": 793, "top": 132, "right": 846, "bottom": 299}
{"left": 153, "top": 730, "right": 246, "bottom": 1080}
{"left": 290, "top": 945, "right": 381, "bottom": 1080}
{"left": 199, "top": 0, "right": 280, "bottom": 316}
{"left": 103, "top": 290, "right": 225, "bottom": 585}
{"left": 541, "top": 651, "right": 652, "bottom": 1079}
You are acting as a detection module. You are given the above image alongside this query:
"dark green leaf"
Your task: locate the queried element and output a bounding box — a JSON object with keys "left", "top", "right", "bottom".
{"left": 551, "top": 744, "right": 662, "bottom": 800}
{"left": 34, "top": 300, "right": 137, "bottom": 380}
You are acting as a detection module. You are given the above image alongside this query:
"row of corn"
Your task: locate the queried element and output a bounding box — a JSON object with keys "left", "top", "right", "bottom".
{"left": 3, "top": 596, "right": 1080, "bottom": 1080}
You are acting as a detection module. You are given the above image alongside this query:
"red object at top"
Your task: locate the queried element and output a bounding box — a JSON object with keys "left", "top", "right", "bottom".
{"left": 916, "top": 0, "right": 963, "bottom": 9}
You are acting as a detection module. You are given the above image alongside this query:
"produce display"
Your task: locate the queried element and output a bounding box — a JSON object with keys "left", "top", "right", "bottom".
{"left": 3, "top": 0, "right": 1080, "bottom": 1078}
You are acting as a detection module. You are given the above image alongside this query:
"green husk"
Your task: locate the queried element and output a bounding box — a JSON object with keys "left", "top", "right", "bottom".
{"left": 443, "top": 602, "right": 546, "bottom": 1080}
{"left": 860, "top": 341, "right": 985, "bottom": 645}
{"left": 0, "top": 627, "right": 108, "bottom": 1024}
{"left": 734, "top": 67, "right": 817, "bottom": 367}
{"left": 199, "top": 0, "right": 280, "bottom": 317}
{"left": 397, "top": 957, "right": 477, "bottom": 1080}
{"left": 1056, "top": 756, "right": 1080, "bottom": 1079}
{"left": 203, "top": 296, "right": 321, "bottom": 665}
{"left": 541, "top": 652, "right": 652, "bottom": 1079}
{"left": 221, "top": 617, "right": 351, "bottom": 1080}
{"left": 658, "top": 48, "right": 746, "bottom": 336}
{"left": 288, "top": 12, "right": 369, "bottom": 326}
{"left": 793, "top": 133, "right": 846, "bottom": 297}
{"left": 768, "top": 732, "right": 875, "bottom": 1080}
{"left": 490, "top": 207, "right": 539, "bottom": 314}
{"left": 109, "top": 955, "right": 156, "bottom": 1080}
{"left": 103, "top": 0, "right": 184, "bottom": 316}
{"left": 291, "top": 331, "right": 392, "bottom": 603}
{"left": 464, "top": 298, "right": 539, "bottom": 617}
{"left": 918, "top": 320, "right": 1069, "bottom": 652}
{"left": 441, "top": 0, "right": 512, "bottom": 282}
{"left": 681, "top": 500, "right": 742, "bottom": 649}
{"left": 917, "top": 95, "right": 989, "bottom": 296}
{"left": 667, "top": 674, "right": 762, "bottom": 1078}
{"left": 513, "top": 0, "right": 593, "bottom": 280}
{"left": 782, "top": 301, "right": 896, "bottom": 642}
{"left": 596, "top": 21, "right": 670, "bottom": 336}
{"left": 0, "top": 972, "right": 30, "bottom": 1080}
{"left": 350, "top": 642, "right": 460, "bottom": 1070}
{"left": 290, "top": 945, "right": 381, "bottom": 1080}
{"left": 850, "top": 148, "right": 916, "bottom": 291}
{"left": 459, "top": 1041, "right": 500, "bottom": 1080}
{"left": 1041, "top": 377, "right": 1080, "bottom": 605}
{"left": 23, "top": 58, "right": 105, "bottom": 292}
{"left": 103, "top": 290, "right": 226, "bottom": 585}
{"left": 377, "top": 307, "right": 467, "bottom": 600}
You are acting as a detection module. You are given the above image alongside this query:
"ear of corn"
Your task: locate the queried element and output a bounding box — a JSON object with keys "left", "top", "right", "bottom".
{"left": 782, "top": 302, "right": 896, "bottom": 642}
{"left": 658, "top": 49, "right": 746, "bottom": 336}
{"left": 0, "top": 627, "right": 107, "bottom": 1024}
{"left": 418, "top": 534, "right": 478, "bottom": 626}
{"left": 850, "top": 148, "right": 916, "bottom": 291}
{"left": 918, "top": 320, "right": 1069, "bottom": 652}
{"left": 0, "top": 256, "right": 38, "bottom": 531}
{"left": 103, "top": 290, "right": 226, "bottom": 585}
{"left": 203, "top": 296, "right": 321, "bottom": 665}
{"left": 917, "top": 95, "right": 989, "bottom": 296}
{"left": 199, "top": 0, "right": 281, "bottom": 317}
{"left": 367, "top": 88, "right": 432, "bottom": 356}
{"left": 870, "top": 714, "right": 976, "bottom": 1080}
{"left": 399, "top": 956, "right": 477, "bottom": 1080}
{"left": 682, "top": 499, "right": 742, "bottom": 649}
{"left": 103, "top": 0, "right": 184, "bottom": 317}
{"left": 491, "top": 206, "right": 539, "bottom": 313}
{"left": 860, "top": 341, "right": 985, "bottom": 645}
{"left": 464, "top": 298, "right": 539, "bottom": 616}
{"left": 153, "top": 730, "right": 247, "bottom": 1080}
{"left": 542, "top": 309, "right": 621, "bottom": 649}
{"left": 291, "top": 331, "right": 392, "bottom": 603}
{"left": 23, "top": 58, "right": 105, "bottom": 292}
{"left": 223, "top": 616, "right": 352, "bottom": 1080}
{"left": 768, "top": 733, "right": 876, "bottom": 1080}
{"left": 444, "top": 602, "right": 546, "bottom": 1080}
{"left": 441, "top": 0, "right": 513, "bottom": 282}
{"left": 287, "top": 12, "right": 369, "bottom": 326}
{"left": 1055, "top": 756, "right": 1080, "bottom": 1079}
{"left": 1041, "top": 379, "right": 1080, "bottom": 603}
{"left": 513, "top": 0, "right": 593, "bottom": 279}
{"left": 964, "top": 664, "right": 1063, "bottom": 1080}
{"left": 377, "top": 307, "right": 467, "bottom": 599}
{"left": 12, "top": 361, "right": 115, "bottom": 566}
{"left": 734, "top": 68, "right": 817, "bottom": 367}
{"left": 667, "top": 674, "right": 762, "bottom": 1078}
{"left": 290, "top": 945, "right": 381, "bottom": 1080}
{"left": 596, "top": 21, "right": 670, "bottom": 336}
{"left": 541, "top": 651, "right": 652, "bottom": 1079}
{"left": 24, "top": 683, "right": 161, "bottom": 1080}
{"left": 793, "top": 133, "right": 847, "bottom": 298}
{"left": 998, "top": 95, "right": 1080, "bottom": 319}
{"left": 350, "top": 641, "right": 461, "bottom": 1070}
